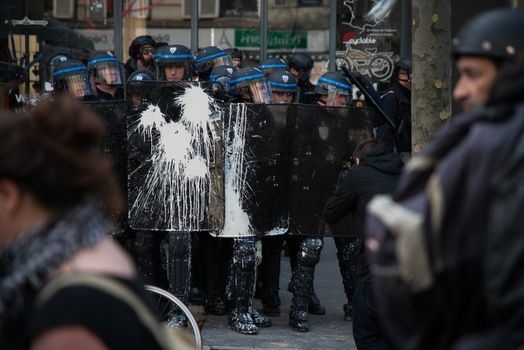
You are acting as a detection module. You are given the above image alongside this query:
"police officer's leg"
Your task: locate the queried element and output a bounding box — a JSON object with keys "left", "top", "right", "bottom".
{"left": 163, "top": 231, "right": 191, "bottom": 327}
{"left": 289, "top": 237, "right": 323, "bottom": 332}
{"left": 287, "top": 235, "right": 325, "bottom": 315}
{"left": 228, "top": 237, "right": 271, "bottom": 334}
{"left": 190, "top": 231, "right": 204, "bottom": 304}
{"left": 202, "top": 233, "right": 227, "bottom": 315}
{"left": 136, "top": 230, "right": 169, "bottom": 290}
{"left": 334, "top": 236, "right": 358, "bottom": 321}
{"left": 260, "top": 235, "right": 285, "bottom": 316}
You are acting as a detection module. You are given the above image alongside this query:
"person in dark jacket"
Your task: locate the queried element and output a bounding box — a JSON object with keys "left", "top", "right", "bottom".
{"left": 324, "top": 139, "right": 402, "bottom": 349}
{"left": 366, "top": 9, "right": 524, "bottom": 350}
{"left": 124, "top": 35, "right": 157, "bottom": 77}
{"left": 287, "top": 53, "right": 315, "bottom": 104}
{"left": 376, "top": 58, "right": 411, "bottom": 157}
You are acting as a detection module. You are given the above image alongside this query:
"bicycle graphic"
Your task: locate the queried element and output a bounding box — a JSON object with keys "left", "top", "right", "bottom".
{"left": 335, "top": 46, "right": 394, "bottom": 82}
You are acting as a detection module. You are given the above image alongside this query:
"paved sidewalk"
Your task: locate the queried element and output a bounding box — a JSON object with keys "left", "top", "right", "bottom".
{"left": 200, "top": 238, "right": 357, "bottom": 350}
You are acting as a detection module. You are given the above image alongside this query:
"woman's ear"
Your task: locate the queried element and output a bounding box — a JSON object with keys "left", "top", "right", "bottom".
{"left": 0, "top": 179, "right": 22, "bottom": 217}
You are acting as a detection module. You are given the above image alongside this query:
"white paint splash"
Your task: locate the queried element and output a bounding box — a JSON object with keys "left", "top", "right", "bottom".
{"left": 218, "top": 103, "right": 253, "bottom": 237}
{"left": 130, "top": 84, "right": 216, "bottom": 231}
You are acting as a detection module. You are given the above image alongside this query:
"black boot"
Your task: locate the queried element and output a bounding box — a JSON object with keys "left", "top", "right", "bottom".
{"left": 227, "top": 238, "right": 258, "bottom": 335}
{"left": 262, "top": 291, "right": 281, "bottom": 316}
{"left": 249, "top": 307, "right": 272, "bottom": 327}
{"left": 289, "top": 302, "right": 309, "bottom": 332}
{"left": 309, "top": 289, "right": 326, "bottom": 315}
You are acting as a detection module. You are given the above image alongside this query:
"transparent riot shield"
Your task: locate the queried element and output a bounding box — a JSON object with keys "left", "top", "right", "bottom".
{"left": 126, "top": 81, "right": 224, "bottom": 231}
{"left": 289, "top": 105, "right": 374, "bottom": 236}
{"left": 83, "top": 99, "right": 128, "bottom": 230}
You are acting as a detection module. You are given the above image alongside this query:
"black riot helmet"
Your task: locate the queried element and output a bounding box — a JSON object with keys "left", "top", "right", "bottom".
{"left": 230, "top": 67, "right": 273, "bottom": 104}
{"left": 288, "top": 53, "right": 314, "bottom": 83}
{"left": 126, "top": 69, "right": 156, "bottom": 109}
{"left": 87, "top": 51, "right": 124, "bottom": 86}
{"left": 52, "top": 59, "right": 95, "bottom": 98}
{"left": 210, "top": 65, "right": 235, "bottom": 101}
{"left": 154, "top": 44, "right": 193, "bottom": 81}
{"left": 128, "top": 35, "right": 156, "bottom": 60}
{"left": 452, "top": 9, "right": 524, "bottom": 62}
{"left": 195, "top": 46, "right": 233, "bottom": 80}
{"left": 269, "top": 71, "right": 298, "bottom": 104}
{"left": 315, "top": 71, "right": 352, "bottom": 107}
{"left": 42, "top": 52, "right": 72, "bottom": 93}
{"left": 258, "top": 57, "right": 288, "bottom": 77}
{"left": 224, "top": 48, "right": 243, "bottom": 69}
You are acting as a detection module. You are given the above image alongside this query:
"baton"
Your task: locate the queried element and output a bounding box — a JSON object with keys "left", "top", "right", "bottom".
{"left": 341, "top": 65, "right": 396, "bottom": 129}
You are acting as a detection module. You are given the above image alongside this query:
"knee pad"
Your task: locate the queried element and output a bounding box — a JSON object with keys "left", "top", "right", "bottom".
{"left": 298, "top": 238, "right": 323, "bottom": 267}
{"left": 233, "top": 238, "right": 256, "bottom": 268}
{"left": 168, "top": 232, "right": 191, "bottom": 256}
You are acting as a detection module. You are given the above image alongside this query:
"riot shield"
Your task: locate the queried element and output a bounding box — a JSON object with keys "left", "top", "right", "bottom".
{"left": 289, "top": 105, "right": 374, "bottom": 236}
{"left": 243, "top": 103, "right": 293, "bottom": 236}
{"left": 83, "top": 100, "right": 128, "bottom": 230}
{"left": 126, "top": 81, "right": 224, "bottom": 231}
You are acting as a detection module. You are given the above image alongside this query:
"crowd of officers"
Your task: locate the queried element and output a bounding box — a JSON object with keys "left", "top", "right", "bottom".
{"left": 44, "top": 35, "right": 386, "bottom": 331}
{"left": 3, "top": 6, "right": 524, "bottom": 350}
{"left": 38, "top": 32, "right": 412, "bottom": 345}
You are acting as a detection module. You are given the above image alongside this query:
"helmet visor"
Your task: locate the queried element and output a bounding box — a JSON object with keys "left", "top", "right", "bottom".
{"left": 96, "top": 61, "right": 123, "bottom": 85}
{"left": 212, "top": 55, "right": 233, "bottom": 68}
{"left": 64, "top": 72, "right": 94, "bottom": 97}
{"left": 326, "top": 86, "right": 351, "bottom": 107}
{"left": 248, "top": 79, "right": 273, "bottom": 104}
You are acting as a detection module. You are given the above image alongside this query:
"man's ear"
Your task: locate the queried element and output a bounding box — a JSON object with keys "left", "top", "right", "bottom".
{"left": 355, "top": 158, "right": 360, "bottom": 166}
{"left": 0, "top": 179, "right": 22, "bottom": 217}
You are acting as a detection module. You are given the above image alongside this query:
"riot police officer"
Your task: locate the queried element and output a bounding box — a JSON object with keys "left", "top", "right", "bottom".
{"left": 315, "top": 71, "right": 352, "bottom": 107}
{"left": 287, "top": 53, "right": 315, "bottom": 104}
{"left": 269, "top": 70, "right": 298, "bottom": 104}
{"left": 125, "top": 35, "right": 157, "bottom": 77}
{"left": 209, "top": 65, "right": 235, "bottom": 101}
{"left": 258, "top": 57, "right": 288, "bottom": 77}
{"left": 41, "top": 52, "right": 72, "bottom": 94}
{"left": 126, "top": 69, "right": 156, "bottom": 111}
{"left": 195, "top": 46, "right": 233, "bottom": 81}
{"left": 224, "top": 66, "right": 273, "bottom": 334}
{"left": 287, "top": 71, "right": 352, "bottom": 332}
{"left": 87, "top": 51, "right": 125, "bottom": 100}
{"left": 224, "top": 48, "right": 243, "bottom": 70}
{"left": 52, "top": 59, "right": 96, "bottom": 100}
{"left": 230, "top": 67, "right": 273, "bottom": 104}
{"left": 376, "top": 58, "right": 412, "bottom": 156}
{"left": 154, "top": 44, "right": 194, "bottom": 82}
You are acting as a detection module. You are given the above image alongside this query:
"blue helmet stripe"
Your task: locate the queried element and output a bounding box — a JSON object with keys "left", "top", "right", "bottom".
{"left": 53, "top": 66, "right": 88, "bottom": 77}
{"left": 154, "top": 54, "right": 193, "bottom": 59}
{"left": 230, "top": 73, "right": 266, "bottom": 85}
{"left": 88, "top": 57, "right": 119, "bottom": 65}
{"left": 259, "top": 63, "right": 287, "bottom": 69}
{"left": 195, "top": 51, "right": 226, "bottom": 63}
{"left": 270, "top": 82, "right": 297, "bottom": 88}
{"left": 318, "top": 76, "right": 351, "bottom": 90}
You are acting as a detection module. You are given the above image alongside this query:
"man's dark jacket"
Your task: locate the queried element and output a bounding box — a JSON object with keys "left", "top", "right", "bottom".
{"left": 366, "top": 64, "right": 524, "bottom": 350}
{"left": 323, "top": 146, "right": 403, "bottom": 282}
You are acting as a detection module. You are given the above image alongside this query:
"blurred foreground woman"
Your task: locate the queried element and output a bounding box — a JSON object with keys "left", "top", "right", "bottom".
{"left": 0, "top": 97, "right": 193, "bottom": 350}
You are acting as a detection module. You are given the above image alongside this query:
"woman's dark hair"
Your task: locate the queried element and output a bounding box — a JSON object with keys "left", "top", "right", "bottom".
{"left": 0, "top": 97, "right": 123, "bottom": 217}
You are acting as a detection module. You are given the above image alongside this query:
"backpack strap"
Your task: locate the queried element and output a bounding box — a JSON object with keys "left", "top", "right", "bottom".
{"left": 36, "top": 273, "right": 194, "bottom": 350}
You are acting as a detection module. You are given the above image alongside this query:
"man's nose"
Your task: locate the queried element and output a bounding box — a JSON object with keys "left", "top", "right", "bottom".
{"left": 453, "top": 76, "right": 469, "bottom": 102}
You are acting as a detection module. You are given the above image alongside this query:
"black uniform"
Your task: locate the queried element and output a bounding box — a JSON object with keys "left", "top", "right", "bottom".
{"left": 376, "top": 82, "right": 411, "bottom": 153}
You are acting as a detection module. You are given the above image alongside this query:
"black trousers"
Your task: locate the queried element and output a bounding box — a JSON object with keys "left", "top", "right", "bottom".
{"left": 353, "top": 281, "right": 396, "bottom": 350}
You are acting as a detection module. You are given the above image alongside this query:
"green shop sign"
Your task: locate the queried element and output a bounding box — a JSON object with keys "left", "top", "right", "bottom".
{"left": 235, "top": 29, "right": 307, "bottom": 49}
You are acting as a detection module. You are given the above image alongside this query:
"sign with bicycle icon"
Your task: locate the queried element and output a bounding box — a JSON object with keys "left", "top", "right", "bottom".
{"left": 336, "top": 0, "right": 401, "bottom": 83}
